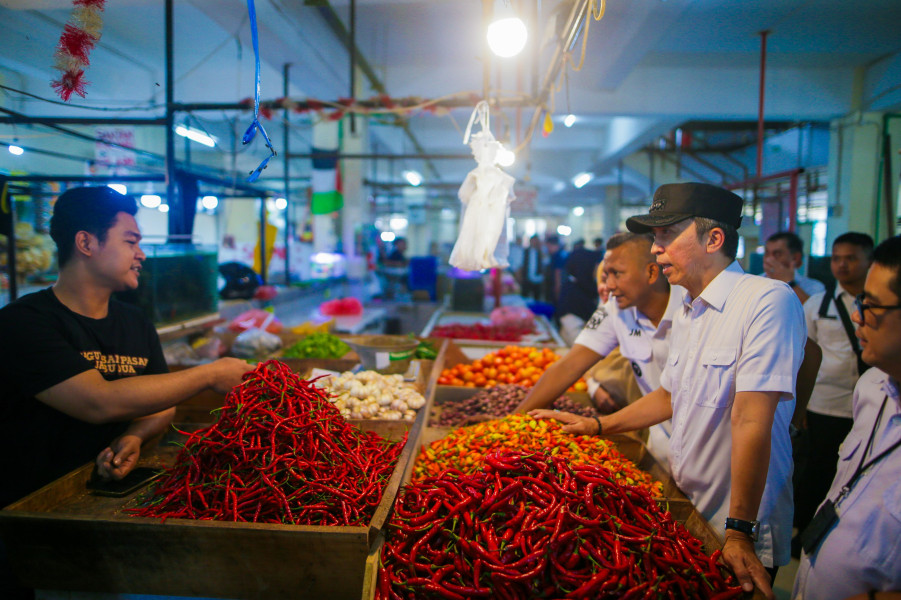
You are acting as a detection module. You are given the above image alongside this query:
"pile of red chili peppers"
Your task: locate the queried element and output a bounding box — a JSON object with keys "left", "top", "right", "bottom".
{"left": 130, "top": 360, "right": 406, "bottom": 526}
{"left": 379, "top": 451, "right": 741, "bottom": 599}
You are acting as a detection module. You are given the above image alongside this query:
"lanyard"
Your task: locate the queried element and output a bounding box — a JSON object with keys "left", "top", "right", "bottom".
{"left": 836, "top": 395, "right": 901, "bottom": 503}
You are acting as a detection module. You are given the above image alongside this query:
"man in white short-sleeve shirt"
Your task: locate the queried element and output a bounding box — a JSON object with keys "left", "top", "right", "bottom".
{"left": 533, "top": 182, "right": 806, "bottom": 600}
{"left": 794, "top": 232, "right": 873, "bottom": 541}
{"left": 793, "top": 235, "right": 901, "bottom": 600}
{"left": 516, "top": 233, "right": 677, "bottom": 468}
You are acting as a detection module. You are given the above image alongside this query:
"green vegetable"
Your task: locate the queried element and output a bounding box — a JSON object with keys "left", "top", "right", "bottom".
{"left": 414, "top": 339, "right": 438, "bottom": 360}
{"left": 282, "top": 332, "right": 351, "bottom": 359}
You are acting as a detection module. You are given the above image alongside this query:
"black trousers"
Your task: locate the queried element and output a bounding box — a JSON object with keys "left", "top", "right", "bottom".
{"left": 794, "top": 410, "right": 854, "bottom": 532}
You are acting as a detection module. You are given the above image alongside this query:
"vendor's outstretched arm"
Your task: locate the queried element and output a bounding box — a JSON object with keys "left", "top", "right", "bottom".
{"left": 531, "top": 386, "right": 672, "bottom": 435}
{"left": 36, "top": 357, "right": 253, "bottom": 424}
{"left": 514, "top": 344, "right": 603, "bottom": 413}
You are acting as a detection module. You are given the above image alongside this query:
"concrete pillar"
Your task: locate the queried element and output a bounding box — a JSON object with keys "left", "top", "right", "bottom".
{"left": 826, "top": 112, "right": 884, "bottom": 243}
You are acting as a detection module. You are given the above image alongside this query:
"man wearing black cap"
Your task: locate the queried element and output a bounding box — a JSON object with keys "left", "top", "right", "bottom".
{"left": 532, "top": 182, "right": 806, "bottom": 599}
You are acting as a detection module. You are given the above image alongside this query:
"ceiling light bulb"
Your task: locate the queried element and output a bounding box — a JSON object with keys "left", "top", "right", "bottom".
{"left": 390, "top": 216, "right": 408, "bottom": 230}
{"left": 201, "top": 195, "right": 219, "bottom": 210}
{"left": 564, "top": 114, "right": 576, "bottom": 128}
{"left": 403, "top": 170, "right": 422, "bottom": 187}
{"left": 572, "top": 206, "right": 585, "bottom": 216}
{"left": 8, "top": 144, "right": 24, "bottom": 156}
{"left": 496, "top": 146, "right": 515, "bottom": 167}
{"left": 380, "top": 231, "right": 396, "bottom": 242}
{"left": 487, "top": 17, "right": 528, "bottom": 58}
{"left": 557, "top": 225, "right": 572, "bottom": 236}
{"left": 158, "top": 204, "right": 170, "bottom": 213}
{"left": 107, "top": 184, "right": 127, "bottom": 195}
{"left": 275, "top": 197, "right": 288, "bottom": 210}
{"left": 140, "top": 194, "right": 162, "bottom": 208}
{"left": 573, "top": 172, "right": 593, "bottom": 189}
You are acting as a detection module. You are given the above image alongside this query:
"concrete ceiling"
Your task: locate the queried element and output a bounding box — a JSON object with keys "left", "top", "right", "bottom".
{"left": 0, "top": 0, "right": 899, "bottom": 209}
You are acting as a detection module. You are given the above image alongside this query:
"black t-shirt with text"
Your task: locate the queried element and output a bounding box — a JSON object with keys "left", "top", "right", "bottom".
{"left": 0, "top": 288, "right": 167, "bottom": 507}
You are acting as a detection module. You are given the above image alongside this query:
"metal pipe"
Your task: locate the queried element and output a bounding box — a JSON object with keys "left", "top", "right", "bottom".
{"left": 0, "top": 116, "right": 166, "bottom": 126}
{"left": 0, "top": 107, "right": 166, "bottom": 162}
{"left": 283, "top": 63, "right": 291, "bottom": 284}
{"left": 259, "top": 197, "right": 267, "bottom": 284}
{"left": 756, "top": 30, "right": 770, "bottom": 178}
{"left": 165, "top": 0, "right": 177, "bottom": 232}
{"left": 171, "top": 96, "right": 536, "bottom": 112}
{"left": 349, "top": 0, "right": 356, "bottom": 134}
{"left": 0, "top": 176, "right": 17, "bottom": 301}
{"left": 483, "top": 0, "right": 492, "bottom": 101}
{"left": 286, "top": 152, "right": 472, "bottom": 160}
{"left": 724, "top": 167, "right": 805, "bottom": 190}
{"left": 882, "top": 132, "right": 895, "bottom": 239}
{"left": 788, "top": 170, "right": 798, "bottom": 231}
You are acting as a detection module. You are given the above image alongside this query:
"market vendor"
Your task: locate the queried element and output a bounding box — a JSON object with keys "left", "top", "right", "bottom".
{"left": 0, "top": 186, "right": 253, "bottom": 507}
{"left": 792, "top": 235, "right": 901, "bottom": 600}
{"left": 532, "top": 182, "right": 805, "bottom": 600}
{"left": 516, "top": 231, "right": 680, "bottom": 469}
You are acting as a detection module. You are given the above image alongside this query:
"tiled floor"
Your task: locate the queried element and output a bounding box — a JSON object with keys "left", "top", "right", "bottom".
{"left": 775, "top": 557, "right": 801, "bottom": 600}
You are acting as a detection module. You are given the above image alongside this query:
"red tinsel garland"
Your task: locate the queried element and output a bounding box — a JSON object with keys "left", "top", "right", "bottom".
{"left": 51, "top": 0, "right": 106, "bottom": 101}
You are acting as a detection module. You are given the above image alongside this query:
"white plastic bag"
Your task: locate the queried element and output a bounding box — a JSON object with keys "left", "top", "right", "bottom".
{"left": 449, "top": 102, "right": 516, "bottom": 272}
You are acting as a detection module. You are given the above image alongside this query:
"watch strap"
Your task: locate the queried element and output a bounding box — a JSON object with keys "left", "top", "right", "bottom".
{"left": 725, "top": 517, "right": 759, "bottom": 541}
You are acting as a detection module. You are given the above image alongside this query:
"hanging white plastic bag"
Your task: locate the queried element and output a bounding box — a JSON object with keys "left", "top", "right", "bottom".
{"left": 449, "top": 101, "right": 516, "bottom": 272}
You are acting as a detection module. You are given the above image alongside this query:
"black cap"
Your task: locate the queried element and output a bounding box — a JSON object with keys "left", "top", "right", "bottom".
{"left": 626, "top": 182, "right": 743, "bottom": 233}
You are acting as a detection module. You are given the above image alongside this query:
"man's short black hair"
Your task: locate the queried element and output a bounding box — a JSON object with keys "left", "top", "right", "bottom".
{"left": 606, "top": 232, "right": 653, "bottom": 252}
{"left": 767, "top": 231, "right": 804, "bottom": 256}
{"left": 872, "top": 235, "right": 901, "bottom": 300}
{"left": 50, "top": 186, "right": 138, "bottom": 268}
{"left": 694, "top": 218, "right": 739, "bottom": 260}
{"left": 833, "top": 232, "right": 875, "bottom": 258}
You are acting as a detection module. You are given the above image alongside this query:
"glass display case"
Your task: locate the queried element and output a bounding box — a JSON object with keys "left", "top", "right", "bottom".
{"left": 115, "top": 243, "right": 219, "bottom": 325}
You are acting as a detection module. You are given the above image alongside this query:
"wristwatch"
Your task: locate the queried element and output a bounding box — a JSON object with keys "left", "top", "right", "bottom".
{"left": 725, "top": 517, "right": 760, "bottom": 541}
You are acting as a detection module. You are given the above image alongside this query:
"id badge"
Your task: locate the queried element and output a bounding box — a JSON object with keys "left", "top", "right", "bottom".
{"left": 800, "top": 499, "right": 838, "bottom": 555}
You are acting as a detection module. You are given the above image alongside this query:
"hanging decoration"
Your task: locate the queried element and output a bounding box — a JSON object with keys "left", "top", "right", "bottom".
{"left": 449, "top": 101, "right": 517, "bottom": 272}
{"left": 241, "top": 0, "right": 277, "bottom": 183}
{"left": 50, "top": 0, "right": 106, "bottom": 101}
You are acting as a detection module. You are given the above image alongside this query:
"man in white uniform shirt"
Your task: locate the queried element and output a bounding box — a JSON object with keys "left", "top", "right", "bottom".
{"left": 794, "top": 232, "right": 873, "bottom": 550}
{"left": 765, "top": 231, "right": 826, "bottom": 304}
{"left": 516, "top": 232, "right": 678, "bottom": 468}
{"left": 533, "top": 182, "right": 806, "bottom": 600}
{"left": 793, "top": 235, "right": 901, "bottom": 600}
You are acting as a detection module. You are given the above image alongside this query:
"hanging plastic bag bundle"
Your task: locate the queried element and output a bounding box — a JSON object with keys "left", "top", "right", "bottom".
{"left": 449, "top": 101, "right": 516, "bottom": 272}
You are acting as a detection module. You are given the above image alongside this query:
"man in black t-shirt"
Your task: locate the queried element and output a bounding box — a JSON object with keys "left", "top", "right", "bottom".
{"left": 0, "top": 187, "right": 252, "bottom": 598}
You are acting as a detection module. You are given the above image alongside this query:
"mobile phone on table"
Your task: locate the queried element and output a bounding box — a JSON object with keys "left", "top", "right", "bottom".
{"left": 86, "top": 466, "right": 164, "bottom": 497}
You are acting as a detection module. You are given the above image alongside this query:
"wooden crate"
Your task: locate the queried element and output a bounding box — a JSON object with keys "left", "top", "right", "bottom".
{"left": 359, "top": 423, "right": 765, "bottom": 600}
{"left": 0, "top": 420, "right": 421, "bottom": 600}
{"left": 420, "top": 309, "right": 566, "bottom": 347}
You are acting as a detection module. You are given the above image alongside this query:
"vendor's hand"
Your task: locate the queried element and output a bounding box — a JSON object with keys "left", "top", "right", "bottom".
{"left": 762, "top": 254, "right": 795, "bottom": 284}
{"left": 593, "top": 384, "right": 622, "bottom": 414}
{"left": 529, "top": 409, "right": 599, "bottom": 435}
{"left": 209, "top": 357, "right": 256, "bottom": 394}
{"left": 721, "top": 532, "right": 775, "bottom": 600}
{"left": 95, "top": 434, "right": 142, "bottom": 480}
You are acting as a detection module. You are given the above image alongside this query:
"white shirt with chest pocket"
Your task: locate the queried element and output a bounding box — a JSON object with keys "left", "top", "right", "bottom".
{"left": 661, "top": 261, "right": 806, "bottom": 567}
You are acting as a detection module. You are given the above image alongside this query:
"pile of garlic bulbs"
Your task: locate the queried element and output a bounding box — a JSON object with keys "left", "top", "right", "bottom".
{"left": 322, "top": 370, "right": 426, "bottom": 421}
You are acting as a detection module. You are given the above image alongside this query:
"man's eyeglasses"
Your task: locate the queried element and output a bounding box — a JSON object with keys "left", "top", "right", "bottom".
{"left": 854, "top": 294, "right": 901, "bottom": 320}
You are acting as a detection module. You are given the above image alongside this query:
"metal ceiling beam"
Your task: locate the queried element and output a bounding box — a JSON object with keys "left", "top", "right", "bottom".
{"left": 312, "top": 1, "right": 442, "bottom": 181}
{"left": 287, "top": 152, "right": 471, "bottom": 160}
{"left": 0, "top": 116, "right": 166, "bottom": 126}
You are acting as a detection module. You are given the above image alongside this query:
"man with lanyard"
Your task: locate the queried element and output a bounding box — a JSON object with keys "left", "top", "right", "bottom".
{"left": 765, "top": 231, "right": 826, "bottom": 304}
{"left": 516, "top": 232, "right": 679, "bottom": 470}
{"left": 794, "top": 233, "right": 874, "bottom": 548}
{"left": 532, "top": 182, "right": 806, "bottom": 599}
{"left": 792, "top": 235, "right": 901, "bottom": 600}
